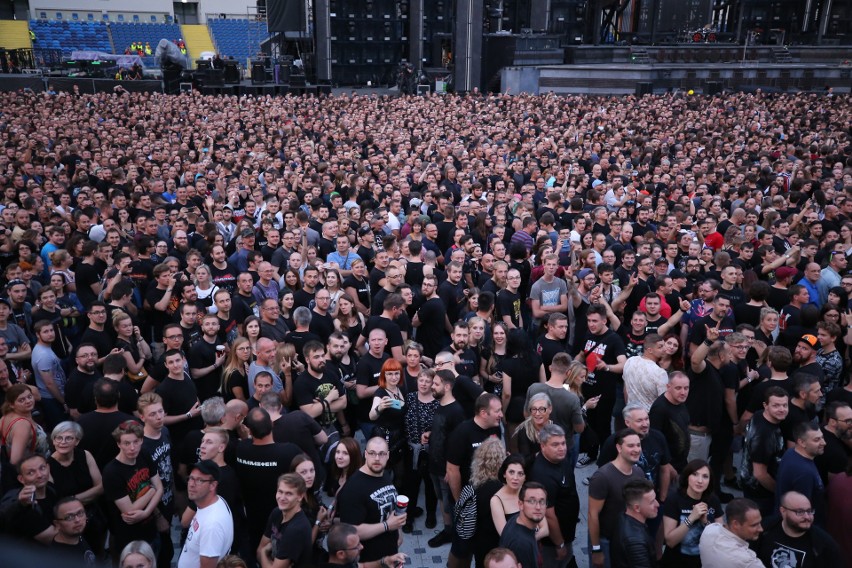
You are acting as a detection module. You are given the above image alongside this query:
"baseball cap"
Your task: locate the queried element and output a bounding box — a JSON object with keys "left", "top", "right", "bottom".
{"left": 0, "top": 298, "right": 10, "bottom": 308}
{"left": 578, "top": 268, "right": 595, "bottom": 280}
{"left": 798, "top": 334, "right": 818, "bottom": 349}
{"left": 191, "top": 459, "right": 220, "bottom": 483}
{"left": 240, "top": 229, "right": 256, "bottom": 239}
{"left": 358, "top": 227, "right": 372, "bottom": 237}
{"left": 669, "top": 269, "right": 687, "bottom": 280}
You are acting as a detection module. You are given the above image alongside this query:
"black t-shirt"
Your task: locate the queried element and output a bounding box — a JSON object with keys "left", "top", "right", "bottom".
{"left": 293, "top": 370, "right": 345, "bottom": 428}
{"left": 756, "top": 520, "right": 843, "bottom": 568}
{"left": 283, "top": 330, "right": 323, "bottom": 366}
{"left": 414, "top": 297, "right": 448, "bottom": 358}
{"left": 337, "top": 470, "right": 400, "bottom": 562}
{"left": 145, "top": 285, "right": 180, "bottom": 342}
{"left": 660, "top": 490, "right": 722, "bottom": 565}
{"left": 499, "top": 516, "right": 540, "bottom": 568}
{"left": 588, "top": 462, "right": 646, "bottom": 540}
{"left": 495, "top": 288, "right": 522, "bottom": 328}
{"left": 739, "top": 412, "right": 785, "bottom": 497}
{"left": 77, "top": 410, "right": 138, "bottom": 471}
{"left": 446, "top": 419, "right": 502, "bottom": 485}
{"left": 102, "top": 454, "right": 158, "bottom": 548}
{"left": 155, "top": 377, "right": 203, "bottom": 447}
{"left": 355, "top": 352, "right": 389, "bottom": 423}
{"left": 263, "top": 508, "right": 313, "bottom": 568}
{"left": 187, "top": 339, "right": 223, "bottom": 403}
{"left": 75, "top": 262, "right": 103, "bottom": 309}
{"left": 452, "top": 375, "right": 484, "bottom": 418}
{"left": 438, "top": 279, "right": 466, "bottom": 325}
{"left": 342, "top": 275, "right": 371, "bottom": 312}
{"left": 64, "top": 369, "right": 102, "bottom": 415}
{"left": 235, "top": 441, "right": 302, "bottom": 541}
{"left": 142, "top": 430, "right": 174, "bottom": 515}
{"left": 717, "top": 285, "right": 746, "bottom": 307}
{"left": 814, "top": 428, "right": 850, "bottom": 486}
{"left": 649, "top": 395, "right": 691, "bottom": 471}
{"left": 529, "top": 452, "right": 580, "bottom": 545}
{"left": 688, "top": 314, "right": 736, "bottom": 346}
{"left": 360, "top": 316, "right": 404, "bottom": 357}
{"left": 272, "top": 411, "right": 323, "bottom": 469}
{"left": 309, "top": 311, "right": 335, "bottom": 340}
{"left": 746, "top": 378, "right": 794, "bottom": 414}
{"left": 293, "top": 289, "right": 316, "bottom": 311}
{"left": 579, "top": 329, "right": 627, "bottom": 401}
{"left": 733, "top": 302, "right": 763, "bottom": 327}
{"left": 686, "top": 363, "right": 725, "bottom": 432}
{"left": 536, "top": 335, "right": 568, "bottom": 378}
{"left": 209, "top": 262, "right": 240, "bottom": 295}
{"left": 231, "top": 292, "right": 260, "bottom": 324}
{"left": 428, "top": 401, "right": 467, "bottom": 475}
{"left": 50, "top": 537, "right": 97, "bottom": 565}
{"left": 79, "top": 327, "right": 114, "bottom": 358}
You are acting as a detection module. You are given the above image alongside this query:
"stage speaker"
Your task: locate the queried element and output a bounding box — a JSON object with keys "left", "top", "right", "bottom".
{"left": 206, "top": 68, "right": 225, "bottom": 86}
{"left": 196, "top": 59, "right": 211, "bottom": 71}
{"left": 223, "top": 60, "right": 240, "bottom": 84}
{"left": 267, "top": 0, "right": 304, "bottom": 33}
{"left": 314, "top": 0, "right": 331, "bottom": 82}
{"left": 635, "top": 82, "right": 653, "bottom": 95}
{"left": 454, "top": 0, "right": 484, "bottom": 92}
{"left": 705, "top": 80, "right": 722, "bottom": 95}
{"left": 251, "top": 61, "right": 267, "bottom": 84}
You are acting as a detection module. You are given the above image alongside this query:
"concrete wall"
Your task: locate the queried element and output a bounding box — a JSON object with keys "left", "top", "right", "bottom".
{"left": 29, "top": 0, "right": 259, "bottom": 23}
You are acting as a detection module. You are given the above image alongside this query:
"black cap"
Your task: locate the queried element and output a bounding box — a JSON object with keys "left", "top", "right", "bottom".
{"left": 191, "top": 459, "right": 220, "bottom": 482}
{"left": 669, "top": 269, "right": 687, "bottom": 279}
{"left": 0, "top": 298, "right": 10, "bottom": 308}
{"left": 240, "top": 228, "right": 256, "bottom": 239}
{"left": 358, "top": 227, "right": 372, "bottom": 237}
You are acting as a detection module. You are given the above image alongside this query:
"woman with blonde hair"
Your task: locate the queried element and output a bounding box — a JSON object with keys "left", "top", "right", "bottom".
{"left": 48, "top": 249, "right": 77, "bottom": 293}
{"left": 565, "top": 360, "right": 599, "bottom": 467}
{"left": 193, "top": 264, "right": 220, "bottom": 314}
{"left": 455, "top": 437, "right": 507, "bottom": 568}
{"left": 222, "top": 336, "right": 252, "bottom": 402}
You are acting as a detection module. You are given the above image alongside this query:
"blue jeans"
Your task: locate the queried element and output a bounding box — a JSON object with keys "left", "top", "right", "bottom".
{"left": 588, "top": 537, "right": 611, "bottom": 568}
{"left": 569, "top": 432, "right": 580, "bottom": 467}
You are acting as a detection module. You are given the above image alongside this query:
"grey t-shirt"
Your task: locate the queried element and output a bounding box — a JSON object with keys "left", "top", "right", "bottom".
{"left": 32, "top": 343, "right": 67, "bottom": 400}
{"left": 529, "top": 276, "right": 567, "bottom": 326}
{"left": 525, "top": 383, "right": 584, "bottom": 445}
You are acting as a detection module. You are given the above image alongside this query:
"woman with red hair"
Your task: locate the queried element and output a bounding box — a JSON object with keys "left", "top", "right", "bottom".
{"left": 369, "top": 358, "right": 407, "bottom": 491}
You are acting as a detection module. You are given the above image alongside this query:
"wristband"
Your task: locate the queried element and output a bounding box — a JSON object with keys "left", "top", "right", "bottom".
{"left": 684, "top": 518, "right": 693, "bottom": 528}
{"left": 186, "top": 412, "right": 192, "bottom": 420}
{"left": 383, "top": 521, "right": 389, "bottom": 533}
{"left": 703, "top": 339, "right": 713, "bottom": 347}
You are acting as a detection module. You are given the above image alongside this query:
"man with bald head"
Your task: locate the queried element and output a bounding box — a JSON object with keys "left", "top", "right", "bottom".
{"left": 757, "top": 491, "right": 841, "bottom": 567}
{"left": 798, "top": 263, "right": 823, "bottom": 309}
{"left": 248, "top": 338, "right": 282, "bottom": 399}
{"left": 252, "top": 262, "right": 280, "bottom": 304}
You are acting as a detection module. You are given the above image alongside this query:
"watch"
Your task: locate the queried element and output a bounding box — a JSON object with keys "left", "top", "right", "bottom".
{"left": 557, "top": 542, "right": 566, "bottom": 550}
{"left": 591, "top": 545, "right": 602, "bottom": 552}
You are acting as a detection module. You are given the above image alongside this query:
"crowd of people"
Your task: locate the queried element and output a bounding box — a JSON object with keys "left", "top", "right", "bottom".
{"left": 0, "top": 86, "right": 850, "bottom": 568}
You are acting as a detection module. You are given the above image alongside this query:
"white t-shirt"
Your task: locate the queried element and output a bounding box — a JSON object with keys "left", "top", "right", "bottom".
{"left": 178, "top": 496, "right": 234, "bottom": 568}
{"left": 623, "top": 355, "right": 669, "bottom": 411}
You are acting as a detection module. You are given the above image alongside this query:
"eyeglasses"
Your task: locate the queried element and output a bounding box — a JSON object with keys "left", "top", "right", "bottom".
{"left": 89, "top": 310, "right": 106, "bottom": 315}
{"left": 530, "top": 407, "right": 549, "bottom": 414}
{"left": 53, "top": 435, "right": 77, "bottom": 443}
{"left": 782, "top": 507, "right": 815, "bottom": 517}
{"left": 57, "top": 510, "right": 87, "bottom": 522}
{"left": 524, "top": 499, "right": 547, "bottom": 507}
{"left": 366, "top": 451, "right": 389, "bottom": 458}
{"left": 187, "top": 476, "right": 214, "bottom": 485}
{"left": 165, "top": 334, "right": 183, "bottom": 340}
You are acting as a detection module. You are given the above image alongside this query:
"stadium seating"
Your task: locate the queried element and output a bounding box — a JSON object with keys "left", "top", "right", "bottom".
{"left": 109, "top": 21, "right": 182, "bottom": 57}
{"left": 207, "top": 18, "right": 270, "bottom": 66}
{"left": 29, "top": 20, "right": 112, "bottom": 54}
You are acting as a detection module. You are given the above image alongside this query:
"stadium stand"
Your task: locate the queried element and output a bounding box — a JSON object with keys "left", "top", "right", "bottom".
{"left": 207, "top": 18, "right": 269, "bottom": 66}
{"left": 109, "top": 21, "right": 183, "bottom": 66}
{"left": 28, "top": 20, "right": 111, "bottom": 54}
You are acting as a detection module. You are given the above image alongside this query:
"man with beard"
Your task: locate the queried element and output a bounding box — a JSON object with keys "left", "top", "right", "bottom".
{"left": 412, "top": 274, "right": 448, "bottom": 359}
{"left": 337, "top": 437, "right": 407, "bottom": 563}
{"left": 499, "top": 483, "right": 548, "bottom": 568}
{"left": 780, "top": 374, "right": 822, "bottom": 444}
{"left": 231, "top": 272, "right": 260, "bottom": 324}
{"left": 64, "top": 343, "right": 103, "bottom": 419}
{"left": 814, "top": 402, "right": 852, "bottom": 485}
{"left": 326, "top": 332, "right": 357, "bottom": 438}
{"left": 325, "top": 522, "right": 407, "bottom": 568}
{"left": 294, "top": 340, "right": 347, "bottom": 433}
{"left": 758, "top": 491, "right": 841, "bottom": 568}
{"left": 208, "top": 244, "right": 239, "bottom": 294}
{"left": 791, "top": 334, "right": 825, "bottom": 384}
{"left": 447, "top": 321, "right": 478, "bottom": 379}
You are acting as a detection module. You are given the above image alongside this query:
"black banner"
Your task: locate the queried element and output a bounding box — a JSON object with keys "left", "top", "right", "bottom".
{"left": 0, "top": 74, "right": 162, "bottom": 94}
{"left": 267, "top": 0, "right": 304, "bottom": 33}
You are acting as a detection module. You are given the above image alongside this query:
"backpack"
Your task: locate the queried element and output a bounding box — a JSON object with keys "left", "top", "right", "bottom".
{"left": 453, "top": 483, "right": 477, "bottom": 540}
